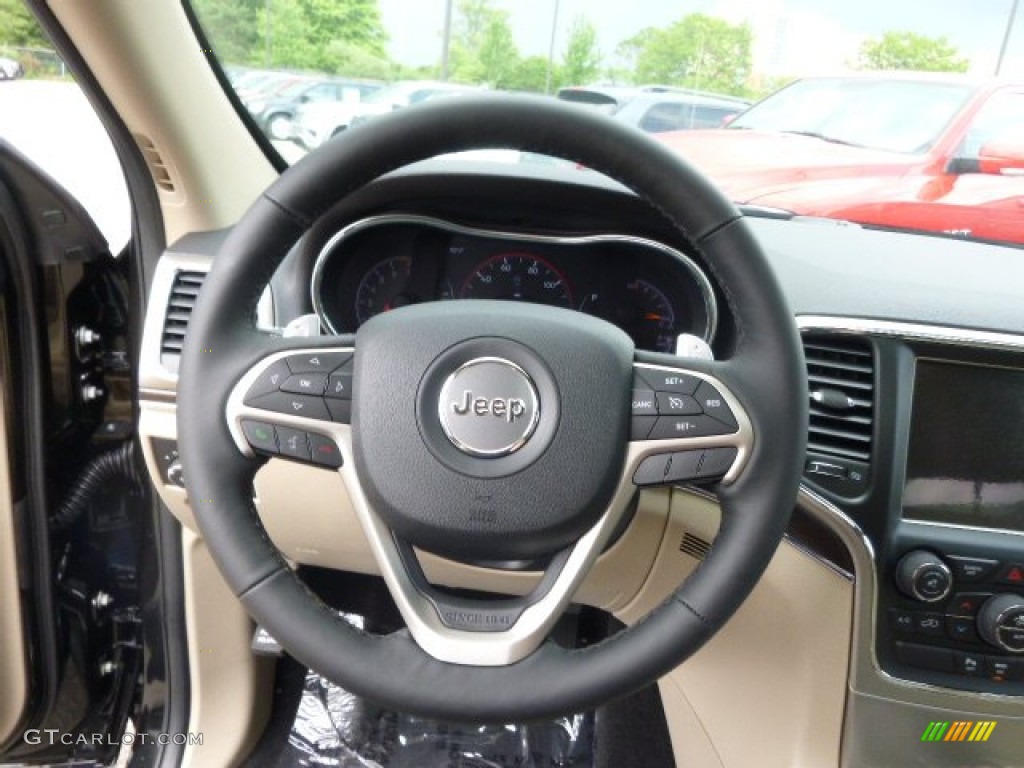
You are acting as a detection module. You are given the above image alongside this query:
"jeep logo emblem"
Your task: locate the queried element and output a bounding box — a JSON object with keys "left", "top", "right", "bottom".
{"left": 438, "top": 358, "right": 540, "bottom": 458}
{"left": 451, "top": 390, "right": 527, "bottom": 422}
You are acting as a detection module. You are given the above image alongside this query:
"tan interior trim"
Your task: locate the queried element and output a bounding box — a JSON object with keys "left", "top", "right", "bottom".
{"left": 48, "top": 0, "right": 277, "bottom": 242}
{"left": 0, "top": 377, "right": 28, "bottom": 745}
{"left": 638, "top": 491, "right": 852, "bottom": 768}
{"left": 180, "top": 528, "right": 272, "bottom": 768}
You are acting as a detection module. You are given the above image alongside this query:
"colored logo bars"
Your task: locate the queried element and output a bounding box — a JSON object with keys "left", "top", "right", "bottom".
{"left": 921, "top": 721, "right": 997, "bottom": 742}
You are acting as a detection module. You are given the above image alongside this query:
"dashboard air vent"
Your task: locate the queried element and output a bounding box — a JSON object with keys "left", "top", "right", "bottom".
{"left": 160, "top": 270, "right": 205, "bottom": 372}
{"left": 802, "top": 332, "right": 874, "bottom": 495}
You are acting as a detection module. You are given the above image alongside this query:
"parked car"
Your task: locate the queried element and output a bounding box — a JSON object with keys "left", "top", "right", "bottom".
{"left": 610, "top": 91, "right": 750, "bottom": 132}
{"left": 245, "top": 77, "right": 380, "bottom": 139}
{"left": 291, "top": 80, "right": 478, "bottom": 149}
{"left": 0, "top": 56, "right": 24, "bottom": 80}
{"left": 557, "top": 84, "right": 750, "bottom": 126}
{"left": 657, "top": 73, "right": 1024, "bottom": 244}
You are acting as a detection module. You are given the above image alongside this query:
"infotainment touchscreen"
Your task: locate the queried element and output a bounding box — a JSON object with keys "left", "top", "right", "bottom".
{"left": 903, "top": 360, "right": 1024, "bottom": 532}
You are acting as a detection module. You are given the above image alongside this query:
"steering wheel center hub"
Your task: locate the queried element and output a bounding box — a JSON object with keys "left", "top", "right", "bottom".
{"left": 438, "top": 357, "right": 540, "bottom": 458}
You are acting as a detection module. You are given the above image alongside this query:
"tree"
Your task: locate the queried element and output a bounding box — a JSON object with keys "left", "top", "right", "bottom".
{"left": 448, "top": 0, "right": 523, "bottom": 86}
{"left": 618, "top": 13, "right": 752, "bottom": 95}
{"left": 504, "top": 55, "right": 553, "bottom": 92}
{"left": 477, "top": 13, "right": 519, "bottom": 87}
{"left": 561, "top": 16, "right": 600, "bottom": 86}
{"left": 192, "top": 0, "right": 389, "bottom": 72}
{"left": 0, "top": 0, "right": 52, "bottom": 48}
{"left": 858, "top": 31, "right": 969, "bottom": 73}
{"left": 191, "top": 0, "right": 264, "bottom": 65}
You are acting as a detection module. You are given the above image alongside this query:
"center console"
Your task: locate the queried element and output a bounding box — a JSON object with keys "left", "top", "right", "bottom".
{"left": 800, "top": 324, "right": 1024, "bottom": 698}
{"left": 881, "top": 359, "right": 1024, "bottom": 692}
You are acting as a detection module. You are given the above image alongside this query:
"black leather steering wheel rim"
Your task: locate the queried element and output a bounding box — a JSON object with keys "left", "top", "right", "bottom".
{"left": 177, "top": 94, "right": 807, "bottom": 722}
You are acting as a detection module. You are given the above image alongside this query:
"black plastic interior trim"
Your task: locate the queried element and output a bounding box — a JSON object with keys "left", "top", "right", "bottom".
{"left": 179, "top": 0, "right": 289, "bottom": 175}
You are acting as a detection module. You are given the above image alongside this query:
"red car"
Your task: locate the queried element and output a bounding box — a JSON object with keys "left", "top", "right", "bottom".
{"left": 658, "top": 74, "right": 1024, "bottom": 244}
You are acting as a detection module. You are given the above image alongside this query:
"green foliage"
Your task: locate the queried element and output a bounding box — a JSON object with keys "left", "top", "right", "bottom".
{"left": 503, "top": 55, "right": 553, "bottom": 93}
{"left": 0, "top": 0, "right": 50, "bottom": 48}
{"left": 618, "top": 13, "right": 752, "bottom": 95}
{"left": 561, "top": 15, "right": 600, "bottom": 86}
{"left": 858, "top": 31, "right": 969, "bottom": 73}
{"left": 191, "top": 0, "right": 263, "bottom": 64}
{"left": 477, "top": 11, "right": 518, "bottom": 87}
{"left": 192, "top": 0, "right": 388, "bottom": 73}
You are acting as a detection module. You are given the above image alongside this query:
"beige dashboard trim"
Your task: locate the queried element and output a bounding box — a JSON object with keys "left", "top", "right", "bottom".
{"left": 180, "top": 528, "right": 272, "bottom": 768}
{"left": 49, "top": 0, "right": 276, "bottom": 243}
{"left": 0, "top": 378, "right": 28, "bottom": 746}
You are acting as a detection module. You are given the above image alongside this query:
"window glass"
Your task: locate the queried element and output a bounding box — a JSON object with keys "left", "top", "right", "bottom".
{"left": 0, "top": 6, "right": 129, "bottom": 251}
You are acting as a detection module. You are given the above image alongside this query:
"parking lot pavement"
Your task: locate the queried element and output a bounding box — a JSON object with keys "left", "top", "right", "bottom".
{"left": 0, "top": 79, "right": 130, "bottom": 251}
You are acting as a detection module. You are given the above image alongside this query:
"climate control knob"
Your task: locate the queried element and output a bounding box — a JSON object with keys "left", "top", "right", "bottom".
{"left": 895, "top": 550, "right": 953, "bottom": 603}
{"left": 978, "top": 594, "right": 1024, "bottom": 653}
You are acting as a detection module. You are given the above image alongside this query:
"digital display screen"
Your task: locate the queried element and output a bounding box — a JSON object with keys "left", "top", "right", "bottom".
{"left": 903, "top": 360, "right": 1024, "bottom": 532}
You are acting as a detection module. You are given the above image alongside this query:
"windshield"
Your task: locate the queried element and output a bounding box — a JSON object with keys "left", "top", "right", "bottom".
{"left": 729, "top": 78, "right": 977, "bottom": 153}
{"left": 191, "top": 0, "right": 1024, "bottom": 246}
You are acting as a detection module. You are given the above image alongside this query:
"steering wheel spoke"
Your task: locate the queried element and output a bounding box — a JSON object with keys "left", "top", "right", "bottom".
{"left": 225, "top": 342, "right": 356, "bottom": 469}
{"left": 628, "top": 360, "right": 753, "bottom": 488}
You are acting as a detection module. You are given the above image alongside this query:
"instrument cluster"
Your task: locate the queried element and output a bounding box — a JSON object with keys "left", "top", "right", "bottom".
{"left": 311, "top": 215, "right": 718, "bottom": 353}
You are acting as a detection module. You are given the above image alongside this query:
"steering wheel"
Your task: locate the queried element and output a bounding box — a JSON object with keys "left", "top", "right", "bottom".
{"left": 177, "top": 94, "right": 806, "bottom": 722}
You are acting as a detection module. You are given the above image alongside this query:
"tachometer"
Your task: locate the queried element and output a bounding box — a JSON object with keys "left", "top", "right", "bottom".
{"left": 355, "top": 255, "right": 412, "bottom": 323}
{"left": 355, "top": 255, "right": 453, "bottom": 324}
{"left": 460, "top": 253, "right": 573, "bottom": 307}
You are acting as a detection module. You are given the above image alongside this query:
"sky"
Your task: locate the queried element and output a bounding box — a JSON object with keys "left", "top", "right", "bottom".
{"left": 377, "top": 0, "right": 1024, "bottom": 79}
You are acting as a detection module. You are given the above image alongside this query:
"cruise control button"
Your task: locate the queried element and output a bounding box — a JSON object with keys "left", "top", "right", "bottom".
{"left": 286, "top": 351, "right": 351, "bottom": 374}
{"left": 636, "top": 369, "right": 700, "bottom": 395}
{"left": 241, "top": 420, "right": 278, "bottom": 454}
{"left": 630, "top": 416, "right": 656, "bottom": 440}
{"left": 655, "top": 392, "right": 702, "bottom": 415}
{"left": 631, "top": 389, "right": 657, "bottom": 415}
{"left": 694, "top": 381, "right": 738, "bottom": 429}
{"left": 248, "top": 392, "right": 331, "bottom": 421}
{"left": 947, "top": 555, "right": 999, "bottom": 583}
{"left": 308, "top": 433, "right": 343, "bottom": 468}
{"left": 325, "top": 399, "right": 352, "bottom": 424}
{"left": 325, "top": 372, "right": 354, "bottom": 400}
{"left": 649, "top": 414, "right": 732, "bottom": 440}
{"left": 243, "top": 360, "right": 291, "bottom": 404}
{"left": 281, "top": 373, "right": 328, "bottom": 396}
{"left": 275, "top": 427, "right": 311, "bottom": 461}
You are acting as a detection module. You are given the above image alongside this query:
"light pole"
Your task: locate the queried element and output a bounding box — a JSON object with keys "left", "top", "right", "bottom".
{"left": 441, "top": 0, "right": 454, "bottom": 81}
{"left": 996, "top": 0, "right": 1020, "bottom": 76}
{"left": 545, "top": 0, "right": 561, "bottom": 93}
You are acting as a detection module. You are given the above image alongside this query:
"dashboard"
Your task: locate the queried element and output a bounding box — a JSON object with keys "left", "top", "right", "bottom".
{"left": 141, "top": 162, "right": 1024, "bottom": 767}
{"left": 309, "top": 214, "right": 717, "bottom": 353}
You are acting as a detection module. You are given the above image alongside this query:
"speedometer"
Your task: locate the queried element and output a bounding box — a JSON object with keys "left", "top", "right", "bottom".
{"left": 460, "top": 253, "right": 574, "bottom": 307}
